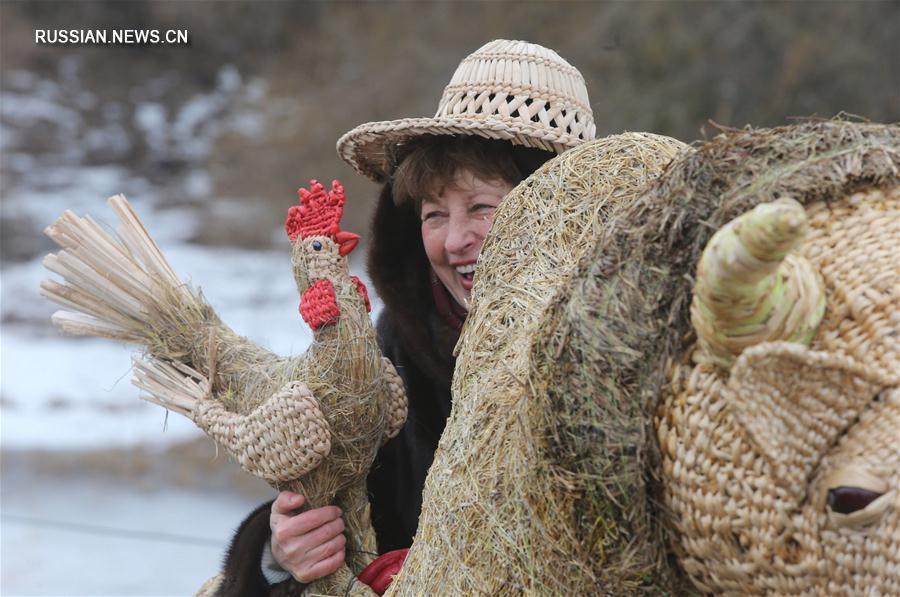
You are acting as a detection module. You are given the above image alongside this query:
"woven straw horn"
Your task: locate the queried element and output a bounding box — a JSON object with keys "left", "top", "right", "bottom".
{"left": 691, "top": 197, "right": 826, "bottom": 368}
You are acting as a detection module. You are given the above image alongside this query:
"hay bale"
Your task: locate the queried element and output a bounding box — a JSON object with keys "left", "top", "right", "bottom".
{"left": 529, "top": 119, "right": 899, "bottom": 594}
{"left": 390, "top": 132, "right": 690, "bottom": 595}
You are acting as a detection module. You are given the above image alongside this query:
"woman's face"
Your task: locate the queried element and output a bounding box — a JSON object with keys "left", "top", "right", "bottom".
{"left": 420, "top": 170, "right": 514, "bottom": 310}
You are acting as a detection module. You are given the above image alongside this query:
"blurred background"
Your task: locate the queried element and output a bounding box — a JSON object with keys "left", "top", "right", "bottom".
{"left": 1, "top": 1, "right": 897, "bottom": 594}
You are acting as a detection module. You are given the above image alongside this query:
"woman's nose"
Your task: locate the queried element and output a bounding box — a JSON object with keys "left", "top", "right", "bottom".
{"left": 444, "top": 215, "right": 479, "bottom": 255}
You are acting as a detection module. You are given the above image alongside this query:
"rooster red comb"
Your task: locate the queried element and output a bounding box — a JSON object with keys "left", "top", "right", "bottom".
{"left": 286, "top": 179, "right": 359, "bottom": 256}
{"left": 285, "top": 179, "right": 347, "bottom": 242}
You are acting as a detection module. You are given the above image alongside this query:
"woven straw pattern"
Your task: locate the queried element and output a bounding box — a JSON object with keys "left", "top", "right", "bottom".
{"left": 195, "top": 381, "right": 331, "bottom": 483}
{"left": 658, "top": 187, "right": 900, "bottom": 595}
{"left": 380, "top": 357, "right": 408, "bottom": 443}
{"left": 299, "top": 278, "right": 341, "bottom": 330}
{"left": 350, "top": 275, "right": 371, "bottom": 313}
{"left": 804, "top": 187, "right": 900, "bottom": 382}
{"left": 302, "top": 238, "right": 344, "bottom": 281}
{"left": 815, "top": 386, "right": 898, "bottom": 585}
{"left": 285, "top": 180, "right": 346, "bottom": 241}
{"left": 726, "top": 344, "right": 886, "bottom": 496}
{"left": 337, "top": 39, "right": 595, "bottom": 183}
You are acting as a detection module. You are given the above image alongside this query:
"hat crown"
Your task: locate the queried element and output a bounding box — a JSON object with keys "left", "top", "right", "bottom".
{"left": 337, "top": 39, "right": 596, "bottom": 183}
{"left": 435, "top": 39, "right": 594, "bottom": 142}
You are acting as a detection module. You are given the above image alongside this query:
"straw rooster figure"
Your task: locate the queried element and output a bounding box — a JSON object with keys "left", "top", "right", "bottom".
{"left": 40, "top": 180, "right": 407, "bottom": 596}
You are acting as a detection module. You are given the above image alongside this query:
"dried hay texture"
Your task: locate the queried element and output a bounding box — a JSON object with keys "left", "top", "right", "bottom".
{"left": 526, "top": 119, "right": 898, "bottom": 594}
{"left": 389, "top": 132, "right": 691, "bottom": 595}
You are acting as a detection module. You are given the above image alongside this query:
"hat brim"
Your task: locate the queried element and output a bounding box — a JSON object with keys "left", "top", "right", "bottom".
{"left": 336, "top": 115, "right": 586, "bottom": 184}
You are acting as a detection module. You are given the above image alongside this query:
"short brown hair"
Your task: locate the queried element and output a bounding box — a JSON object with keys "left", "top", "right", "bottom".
{"left": 391, "top": 136, "right": 554, "bottom": 211}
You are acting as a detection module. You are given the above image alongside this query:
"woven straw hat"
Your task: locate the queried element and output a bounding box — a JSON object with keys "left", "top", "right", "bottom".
{"left": 336, "top": 39, "right": 596, "bottom": 183}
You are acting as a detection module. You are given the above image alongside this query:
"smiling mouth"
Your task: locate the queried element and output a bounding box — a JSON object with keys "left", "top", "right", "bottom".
{"left": 455, "top": 263, "right": 476, "bottom": 283}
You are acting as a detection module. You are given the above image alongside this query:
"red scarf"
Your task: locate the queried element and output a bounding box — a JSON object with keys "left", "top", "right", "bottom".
{"left": 430, "top": 269, "right": 467, "bottom": 333}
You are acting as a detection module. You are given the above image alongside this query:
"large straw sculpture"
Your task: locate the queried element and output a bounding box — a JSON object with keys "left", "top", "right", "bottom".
{"left": 41, "top": 181, "right": 407, "bottom": 596}
{"left": 388, "top": 132, "right": 693, "bottom": 595}
{"left": 524, "top": 119, "right": 898, "bottom": 595}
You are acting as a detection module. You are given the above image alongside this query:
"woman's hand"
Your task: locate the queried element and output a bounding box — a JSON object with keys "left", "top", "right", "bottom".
{"left": 269, "top": 491, "right": 346, "bottom": 583}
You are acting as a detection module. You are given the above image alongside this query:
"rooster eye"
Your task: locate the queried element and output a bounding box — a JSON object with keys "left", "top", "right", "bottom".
{"left": 827, "top": 486, "right": 884, "bottom": 514}
{"left": 312, "top": 241, "right": 322, "bottom": 251}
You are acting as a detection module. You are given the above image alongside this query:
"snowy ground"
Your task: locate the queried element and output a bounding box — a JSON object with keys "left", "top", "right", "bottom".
{"left": 2, "top": 458, "right": 269, "bottom": 596}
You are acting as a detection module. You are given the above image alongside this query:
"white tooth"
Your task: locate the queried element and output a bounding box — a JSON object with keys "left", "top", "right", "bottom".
{"left": 455, "top": 264, "right": 476, "bottom": 274}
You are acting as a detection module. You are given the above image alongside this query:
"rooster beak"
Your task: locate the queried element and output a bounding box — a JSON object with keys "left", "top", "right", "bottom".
{"left": 335, "top": 231, "right": 360, "bottom": 256}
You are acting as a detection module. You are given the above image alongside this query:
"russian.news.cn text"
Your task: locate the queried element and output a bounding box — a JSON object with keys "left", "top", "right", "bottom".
{"left": 35, "top": 29, "right": 190, "bottom": 45}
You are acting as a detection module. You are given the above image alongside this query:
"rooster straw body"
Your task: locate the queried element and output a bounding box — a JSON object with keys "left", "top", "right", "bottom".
{"left": 41, "top": 180, "right": 407, "bottom": 596}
